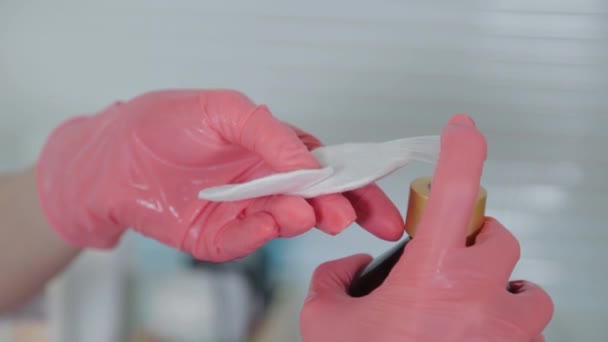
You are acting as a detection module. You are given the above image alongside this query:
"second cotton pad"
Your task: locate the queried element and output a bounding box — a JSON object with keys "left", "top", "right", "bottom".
{"left": 198, "top": 135, "right": 440, "bottom": 202}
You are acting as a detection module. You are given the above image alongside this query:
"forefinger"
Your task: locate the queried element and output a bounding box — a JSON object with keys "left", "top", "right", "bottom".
{"left": 344, "top": 184, "right": 404, "bottom": 241}
{"left": 413, "top": 114, "right": 487, "bottom": 249}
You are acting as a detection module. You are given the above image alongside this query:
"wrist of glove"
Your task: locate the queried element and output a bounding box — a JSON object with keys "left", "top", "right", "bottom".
{"left": 37, "top": 108, "right": 126, "bottom": 248}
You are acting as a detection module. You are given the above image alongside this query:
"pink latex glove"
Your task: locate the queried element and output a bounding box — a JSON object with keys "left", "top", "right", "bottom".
{"left": 300, "top": 114, "right": 554, "bottom": 342}
{"left": 37, "top": 90, "right": 403, "bottom": 261}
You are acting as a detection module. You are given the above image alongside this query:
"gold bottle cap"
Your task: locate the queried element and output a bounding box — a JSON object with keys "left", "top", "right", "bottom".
{"left": 403, "top": 177, "right": 487, "bottom": 238}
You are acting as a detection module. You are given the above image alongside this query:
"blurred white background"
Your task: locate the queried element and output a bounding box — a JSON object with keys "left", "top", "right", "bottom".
{"left": 1, "top": 0, "right": 607, "bottom": 341}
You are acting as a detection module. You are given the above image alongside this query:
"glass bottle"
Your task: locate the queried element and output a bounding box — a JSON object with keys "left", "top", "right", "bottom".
{"left": 348, "top": 176, "right": 487, "bottom": 297}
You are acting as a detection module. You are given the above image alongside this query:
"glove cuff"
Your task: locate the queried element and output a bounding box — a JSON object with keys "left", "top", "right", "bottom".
{"left": 36, "top": 114, "right": 124, "bottom": 249}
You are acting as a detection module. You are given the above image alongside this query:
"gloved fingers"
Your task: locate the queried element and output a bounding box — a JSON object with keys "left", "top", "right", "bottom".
{"left": 413, "top": 114, "right": 487, "bottom": 250}
{"left": 307, "top": 194, "right": 357, "bottom": 235}
{"left": 500, "top": 280, "right": 554, "bottom": 337}
{"left": 290, "top": 125, "right": 359, "bottom": 234}
{"left": 237, "top": 105, "right": 321, "bottom": 172}
{"left": 467, "top": 217, "right": 521, "bottom": 284}
{"left": 194, "top": 211, "right": 279, "bottom": 262}
{"left": 306, "top": 254, "right": 373, "bottom": 301}
{"left": 291, "top": 124, "right": 403, "bottom": 239}
{"left": 247, "top": 195, "right": 316, "bottom": 238}
{"left": 344, "top": 184, "right": 404, "bottom": 241}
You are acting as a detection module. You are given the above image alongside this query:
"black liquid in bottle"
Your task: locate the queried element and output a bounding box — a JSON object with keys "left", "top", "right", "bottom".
{"left": 348, "top": 238, "right": 410, "bottom": 297}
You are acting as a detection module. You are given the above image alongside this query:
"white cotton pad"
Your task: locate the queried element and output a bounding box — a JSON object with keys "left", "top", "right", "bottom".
{"left": 198, "top": 135, "right": 440, "bottom": 202}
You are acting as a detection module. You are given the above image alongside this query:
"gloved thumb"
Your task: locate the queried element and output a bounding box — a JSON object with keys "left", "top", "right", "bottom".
{"left": 305, "top": 254, "right": 372, "bottom": 301}
{"left": 300, "top": 254, "right": 371, "bottom": 342}
{"left": 238, "top": 105, "right": 321, "bottom": 172}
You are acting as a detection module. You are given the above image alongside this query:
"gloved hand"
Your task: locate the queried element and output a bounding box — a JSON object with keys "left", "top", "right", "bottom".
{"left": 300, "top": 115, "right": 554, "bottom": 342}
{"left": 37, "top": 89, "right": 403, "bottom": 261}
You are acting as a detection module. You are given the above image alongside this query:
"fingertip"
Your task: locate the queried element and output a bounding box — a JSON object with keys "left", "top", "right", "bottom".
{"left": 263, "top": 196, "right": 316, "bottom": 237}
{"left": 310, "top": 253, "right": 373, "bottom": 294}
{"left": 414, "top": 115, "right": 487, "bottom": 247}
{"left": 359, "top": 211, "right": 404, "bottom": 241}
{"left": 309, "top": 194, "right": 357, "bottom": 235}
{"left": 509, "top": 280, "right": 555, "bottom": 333}
{"left": 375, "top": 220, "right": 405, "bottom": 241}
{"left": 474, "top": 218, "right": 521, "bottom": 259}
{"left": 441, "top": 120, "right": 487, "bottom": 161}
{"left": 314, "top": 254, "right": 373, "bottom": 275}
{"left": 448, "top": 113, "right": 476, "bottom": 127}
{"left": 345, "top": 184, "right": 404, "bottom": 241}
{"left": 349, "top": 253, "right": 374, "bottom": 272}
